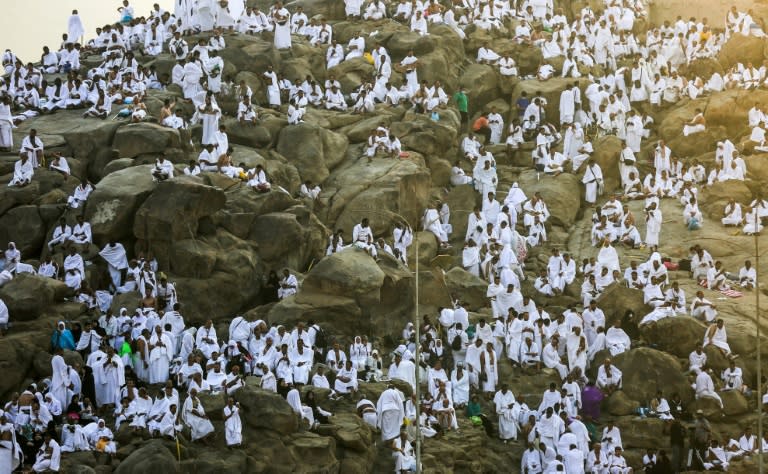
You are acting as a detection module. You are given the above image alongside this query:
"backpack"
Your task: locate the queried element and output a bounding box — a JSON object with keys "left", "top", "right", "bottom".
{"left": 451, "top": 333, "right": 462, "bottom": 351}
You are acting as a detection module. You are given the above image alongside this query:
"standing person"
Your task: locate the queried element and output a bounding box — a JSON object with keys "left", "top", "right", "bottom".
{"left": 50, "top": 348, "right": 72, "bottom": 410}
{"left": 669, "top": 419, "right": 686, "bottom": 472}
{"left": 0, "top": 96, "right": 12, "bottom": 152}
{"left": 0, "top": 412, "right": 22, "bottom": 472}
{"left": 97, "top": 346, "right": 124, "bottom": 409}
{"left": 376, "top": 384, "right": 405, "bottom": 441}
{"left": 272, "top": 2, "right": 292, "bottom": 50}
{"left": 68, "top": 10, "right": 85, "bottom": 44}
{"left": 453, "top": 87, "right": 469, "bottom": 129}
{"left": 223, "top": 397, "right": 242, "bottom": 447}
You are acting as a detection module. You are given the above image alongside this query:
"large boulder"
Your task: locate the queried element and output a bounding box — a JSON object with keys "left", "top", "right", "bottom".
{"left": 249, "top": 210, "right": 327, "bottom": 270}
{"left": 319, "top": 155, "right": 431, "bottom": 237}
{"left": 234, "top": 386, "right": 298, "bottom": 435}
{"left": 590, "top": 136, "right": 623, "bottom": 193}
{"left": 459, "top": 64, "right": 500, "bottom": 116}
{"left": 610, "top": 348, "right": 694, "bottom": 404}
{"left": 114, "top": 440, "right": 178, "bottom": 474}
{"left": 0, "top": 274, "right": 69, "bottom": 321}
{"left": 698, "top": 180, "right": 753, "bottom": 221}
{"left": 0, "top": 205, "right": 45, "bottom": 256}
{"left": 268, "top": 250, "right": 414, "bottom": 344}
{"left": 133, "top": 178, "right": 226, "bottom": 268}
{"left": 0, "top": 333, "right": 50, "bottom": 400}
{"left": 300, "top": 249, "right": 386, "bottom": 306}
{"left": 113, "top": 123, "right": 182, "bottom": 158}
{"left": 85, "top": 165, "right": 158, "bottom": 244}
{"left": 639, "top": 316, "right": 707, "bottom": 358}
{"left": 717, "top": 34, "right": 767, "bottom": 71}
{"left": 275, "top": 123, "right": 348, "bottom": 183}
{"left": 517, "top": 170, "right": 581, "bottom": 228}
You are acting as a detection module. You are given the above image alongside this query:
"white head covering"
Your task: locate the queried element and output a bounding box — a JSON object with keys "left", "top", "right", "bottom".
{"left": 286, "top": 389, "right": 302, "bottom": 414}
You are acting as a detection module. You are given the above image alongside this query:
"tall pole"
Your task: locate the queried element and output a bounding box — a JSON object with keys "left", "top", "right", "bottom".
{"left": 756, "top": 211, "right": 763, "bottom": 474}
{"left": 414, "top": 231, "right": 421, "bottom": 473}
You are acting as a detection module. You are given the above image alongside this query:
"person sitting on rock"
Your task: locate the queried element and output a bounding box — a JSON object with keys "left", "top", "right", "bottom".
{"left": 246, "top": 164, "right": 271, "bottom": 192}
{"left": 151, "top": 156, "right": 174, "bottom": 182}
{"left": 596, "top": 358, "right": 622, "bottom": 395}
{"left": 8, "top": 153, "right": 33, "bottom": 187}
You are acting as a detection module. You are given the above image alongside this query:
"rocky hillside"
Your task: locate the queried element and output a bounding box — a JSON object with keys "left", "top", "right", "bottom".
{"left": 4, "top": 0, "right": 768, "bottom": 472}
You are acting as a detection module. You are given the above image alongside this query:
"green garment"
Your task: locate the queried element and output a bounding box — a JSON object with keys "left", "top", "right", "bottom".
{"left": 119, "top": 341, "right": 132, "bottom": 358}
{"left": 453, "top": 92, "right": 468, "bottom": 112}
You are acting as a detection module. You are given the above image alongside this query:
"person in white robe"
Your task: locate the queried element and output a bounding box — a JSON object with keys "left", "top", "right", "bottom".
{"left": 703, "top": 319, "right": 733, "bottom": 358}
{"left": 287, "top": 388, "right": 314, "bottom": 427}
{"left": 691, "top": 291, "right": 717, "bottom": 322}
{"left": 605, "top": 323, "right": 631, "bottom": 356}
{"left": 60, "top": 417, "right": 89, "bottom": 452}
{"left": 99, "top": 242, "right": 128, "bottom": 290}
{"left": 223, "top": 397, "right": 242, "bottom": 447}
{"left": 695, "top": 369, "right": 723, "bottom": 408}
{"left": 278, "top": 269, "right": 298, "bottom": 299}
{"left": 148, "top": 327, "right": 173, "bottom": 385}
{"left": 183, "top": 389, "right": 215, "bottom": 441}
{"left": 487, "top": 108, "right": 504, "bottom": 144}
{"left": 721, "top": 199, "right": 743, "bottom": 226}
{"left": 50, "top": 350, "right": 72, "bottom": 410}
{"left": 198, "top": 97, "right": 221, "bottom": 146}
{"left": 8, "top": 155, "right": 33, "bottom": 187}
{"left": 494, "top": 385, "right": 519, "bottom": 441}
{"left": 376, "top": 386, "right": 405, "bottom": 441}
{"left": 96, "top": 347, "right": 124, "bottom": 408}
{"left": 32, "top": 434, "right": 61, "bottom": 473}
{"left": 542, "top": 338, "right": 568, "bottom": 380}
{"left": 582, "top": 160, "right": 603, "bottom": 204}
{"left": 683, "top": 108, "right": 706, "bottom": 136}
{"left": 127, "top": 388, "right": 153, "bottom": 431}
{"left": 596, "top": 358, "right": 623, "bottom": 395}
{"left": 272, "top": 3, "right": 292, "bottom": 49}
{"left": 450, "top": 364, "right": 470, "bottom": 407}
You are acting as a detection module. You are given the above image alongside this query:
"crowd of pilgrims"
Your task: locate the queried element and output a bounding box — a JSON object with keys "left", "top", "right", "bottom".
{"left": 1, "top": 0, "right": 768, "bottom": 472}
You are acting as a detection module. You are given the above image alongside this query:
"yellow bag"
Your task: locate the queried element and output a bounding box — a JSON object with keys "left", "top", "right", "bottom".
{"left": 363, "top": 52, "right": 374, "bottom": 65}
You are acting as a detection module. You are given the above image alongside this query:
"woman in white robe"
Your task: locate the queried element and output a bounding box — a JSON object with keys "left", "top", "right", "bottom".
{"left": 287, "top": 388, "right": 314, "bottom": 426}
{"left": 223, "top": 397, "right": 242, "bottom": 446}
{"left": 183, "top": 390, "right": 215, "bottom": 441}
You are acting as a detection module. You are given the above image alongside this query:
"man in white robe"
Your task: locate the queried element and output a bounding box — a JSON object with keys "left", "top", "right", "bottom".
{"left": 278, "top": 269, "right": 299, "bottom": 299}
{"left": 97, "top": 346, "right": 125, "bottom": 408}
{"left": 183, "top": 389, "right": 215, "bottom": 441}
{"left": 596, "top": 358, "right": 623, "bottom": 395}
{"left": 582, "top": 160, "right": 603, "bottom": 204}
{"left": 376, "top": 385, "right": 405, "bottom": 441}
{"left": 695, "top": 369, "right": 723, "bottom": 408}
{"left": 8, "top": 155, "right": 33, "bottom": 187}
{"left": 99, "top": 242, "right": 128, "bottom": 290}
{"left": 50, "top": 349, "right": 72, "bottom": 410}
{"left": 148, "top": 327, "right": 173, "bottom": 385}
{"left": 494, "top": 384, "right": 519, "bottom": 441}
